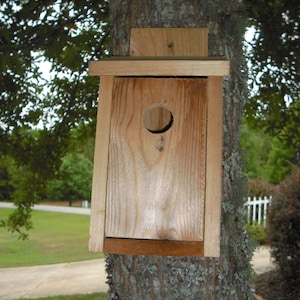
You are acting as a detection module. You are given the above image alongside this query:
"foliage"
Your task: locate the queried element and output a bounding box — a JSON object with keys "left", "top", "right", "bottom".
{"left": 0, "top": 155, "right": 15, "bottom": 201}
{"left": 264, "top": 137, "right": 295, "bottom": 183}
{"left": 253, "top": 269, "right": 300, "bottom": 300}
{"left": 268, "top": 169, "right": 300, "bottom": 282}
{"left": 21, "top": 293, "right": 107, "bottom": 300}
{"left": 244, "top": 0, "right": 300, "bottom": 149}
{"left": 241, "top": 120, "right": 295, "bottom": 184}
{"left": 240, "top": 121, "right": 272, "bottom": 179}
{"left": 245, "top": 222, "right": 268, "bottom": 245}
{"left": 0, "top": 0, "right": 109, "bottom": 236}
{"left": 0, "top": 125, "right": 94, "bottom": 213}
{"left": 44, "top": 125, "right": 94, "bottom": 202}
{"left": 0, "top": 0, "right": 108, "bottom": 153}
{"left": 247, "top": 178, "right": 276, "bottom": 197}
{"left": 46, "top": 153, "right": 92, "bottom": 202}
{"left": 68, "top": 123, "right": 95, "bottom": 162}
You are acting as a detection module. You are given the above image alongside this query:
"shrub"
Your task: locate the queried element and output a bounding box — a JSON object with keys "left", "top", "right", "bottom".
{"left": 267, "top": 169, "right": 300, "bottom": 282}
{"left": 46, "top": 153, "right": 92, "bottom": 201}
{"left": 247, "top": 178, "right": 276, "bottom": 197}
{"left": 245, "top": 222, "right": 268, "bottom": 245}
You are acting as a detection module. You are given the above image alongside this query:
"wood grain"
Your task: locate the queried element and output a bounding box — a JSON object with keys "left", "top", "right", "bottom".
{"left": 89, "top": 76, "right": 113, "bottom": 252}
{"left": 88, "top": 59, "right": 230, "bottom": 77}
{"left": 130, "top": 28, "right": 208, "bottom": 56}
{"left": 104, "top": 238, "right": 204, "bottom": 257}
{"left": 88, "top": 28, "right": 224, "bottom": 256}
{"left": 204, "top": 77, "right": 223, "bottom": 257}
{"left": 105, "top": 77, "right": 207, "bottom": 242}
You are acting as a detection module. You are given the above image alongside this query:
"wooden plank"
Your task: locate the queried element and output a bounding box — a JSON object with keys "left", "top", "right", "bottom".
{"left": 104, "top": 238, "right": 204, "bottom": 257}
{"left": 96, "top": 56, "right": 224, "bottom": 60}
{"left": 89, "top": 59, "right": 229, "bottom": 77}
{"left": 204, "top": 76, "right": 223, "bottom": 257}
{"left": 130, "top": 28, "right": 208, "bottom": 56}
{"left": 89, "top": 76, "right": 114, "bottom": 252}
{"left": 106, "top": 77, "right": 207, "bottom": 242}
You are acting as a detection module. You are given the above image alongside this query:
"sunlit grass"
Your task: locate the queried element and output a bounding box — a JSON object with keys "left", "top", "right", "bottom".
{"left": 0, "top": 208, "right": 103, "bottom": 268}
{"left": 20, "top": 292, "right": 107, "bottom": 300}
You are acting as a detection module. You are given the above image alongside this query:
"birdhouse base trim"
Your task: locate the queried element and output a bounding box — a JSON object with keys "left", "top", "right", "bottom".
{"left": 104, "top": 238, "right": 204, "bottom": 257}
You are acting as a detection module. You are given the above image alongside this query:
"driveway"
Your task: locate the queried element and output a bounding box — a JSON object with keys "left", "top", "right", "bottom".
{"left": 0, "top": 202, "right": 90, "bottom": 215}
{"left": 0, "top": 259, "right": 107, "bottom": 300}
{"left": 0, "top": 203, "right": 275, "bottom": 299}
{"left": 0, "top": 247, "right": 275, "bottom": 300}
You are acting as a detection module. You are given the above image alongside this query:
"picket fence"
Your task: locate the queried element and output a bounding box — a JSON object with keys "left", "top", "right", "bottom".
{"left": 245, "top": 196, "right": 272, "bottom": 227}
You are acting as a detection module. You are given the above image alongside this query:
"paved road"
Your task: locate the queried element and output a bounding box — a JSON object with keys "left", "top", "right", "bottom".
{"left": 0, "top": 259, "right": 107, "bottom": 300}
{"left": 0, "top": 202, "right": 90, "bottom": 215}
{"left": 0, "top": 247, "right": 275, "bottom": 300}
{"left": 0, "top": 203, "right": 275, "bottom": 299}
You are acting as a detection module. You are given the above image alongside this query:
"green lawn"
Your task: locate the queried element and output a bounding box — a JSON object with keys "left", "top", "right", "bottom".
{"left": 20, "top": 292, "right": 107, "bottom": 300}
{"left": 0, "top": 208, "right": 103, "bottom": 268}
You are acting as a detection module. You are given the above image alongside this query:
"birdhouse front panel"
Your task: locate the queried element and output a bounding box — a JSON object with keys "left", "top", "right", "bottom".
{"left": 105, "top": 77, "right": 207, "bottom": 242}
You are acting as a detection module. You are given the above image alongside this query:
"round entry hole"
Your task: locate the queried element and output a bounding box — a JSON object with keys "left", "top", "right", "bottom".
{"left": 143, "top": 105, "right": 173, "bottom": 134}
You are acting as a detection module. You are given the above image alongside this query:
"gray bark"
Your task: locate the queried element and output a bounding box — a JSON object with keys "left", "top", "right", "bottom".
{"left": 106, "top": 1, "right": 253, "bottom": 299}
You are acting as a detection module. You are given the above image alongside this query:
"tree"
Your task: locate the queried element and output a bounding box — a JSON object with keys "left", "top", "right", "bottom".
{"left": 240, "top": 121, "right": 272, "bottom": 179}
{"left": 46, "top": 125, "right": 95, "bottom": 204}
{"left": 244, "top": 0, "right": 300, "bottom": 156}
{"left": 105, "top": 1, "right": 253, "bottom": 299}
{"left": 265, "top": 137, "right": 295, "bottom": 183}
{"left": 0, "top": 0, "right": 109, "bottom": 237}
{"left": 240, "top": 120, "right": 295, "bottom": 183}
{"left": 46, "top": 153, "right": 92, "bottom": 204}
{"left": 0, "top": 155, "right": 15, "bottom": 201}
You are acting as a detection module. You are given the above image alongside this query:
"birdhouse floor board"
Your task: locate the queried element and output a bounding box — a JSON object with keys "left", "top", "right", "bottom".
{"left": 104, "top": 238, "right": 204, "bottom": 257}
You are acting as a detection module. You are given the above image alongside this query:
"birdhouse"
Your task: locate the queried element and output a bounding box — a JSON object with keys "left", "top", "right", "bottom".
{"left": 88, "top": 28, "right": 229, "bottom": 257}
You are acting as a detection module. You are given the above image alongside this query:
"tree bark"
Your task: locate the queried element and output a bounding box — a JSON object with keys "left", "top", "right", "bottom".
{"left": 106, "top": 1, "right": 253, "bottom": 299}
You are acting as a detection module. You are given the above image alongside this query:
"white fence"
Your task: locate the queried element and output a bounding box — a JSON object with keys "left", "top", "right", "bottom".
{"left": 245, "top": 196, "right": 272, "bottom": 227}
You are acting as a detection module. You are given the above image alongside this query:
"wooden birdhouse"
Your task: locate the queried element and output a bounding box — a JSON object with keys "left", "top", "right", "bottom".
{"left": 88, "top": 28, "right": 229, "bottom": 257}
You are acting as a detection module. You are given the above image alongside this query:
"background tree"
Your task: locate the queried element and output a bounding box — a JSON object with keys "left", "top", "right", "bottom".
{"left": 240, "top": 121, "right": 272, "bottom": 179}
{"left": 244, "top": 0, "right": 300, "bottom": 161}
{"left": 264, "top": 137, "right": 295, "bottom": 183}
{"left": 45, "top": 125, "right": 94, "bottom": 205}
{"left": 0, "top": 155, "right": 15, "bottom": 201}
{"left": 240, "top": 120, "right": 295, "bottom": 184}
{"left": 0, "top": 0, "right": 109, "bottom": 237}
{"left": 46, "top": 153, "right": 93, "bottom": 204}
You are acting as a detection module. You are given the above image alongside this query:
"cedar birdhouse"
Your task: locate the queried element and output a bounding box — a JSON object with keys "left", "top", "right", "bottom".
{"left": 88, "top": 28, "right": 229, "bottom": 257}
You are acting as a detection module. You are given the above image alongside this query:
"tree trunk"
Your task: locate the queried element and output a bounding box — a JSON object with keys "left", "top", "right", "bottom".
{"left": 106, "top": 1, "right": 253, "bottom": 299}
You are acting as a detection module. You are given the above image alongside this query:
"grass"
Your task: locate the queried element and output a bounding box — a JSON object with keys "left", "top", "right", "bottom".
{"left": 19, "top": 292, "right": 107, "bottom": 300}
{"left": 0, "top": 208, "right": 103, "bottom": 268}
